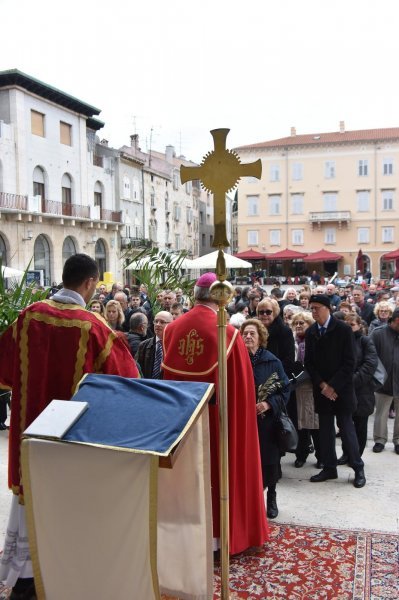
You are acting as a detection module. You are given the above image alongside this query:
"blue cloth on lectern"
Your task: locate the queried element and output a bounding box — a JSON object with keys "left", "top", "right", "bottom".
{"left": 64, "top": 374, "right": 211, "bottom": 455}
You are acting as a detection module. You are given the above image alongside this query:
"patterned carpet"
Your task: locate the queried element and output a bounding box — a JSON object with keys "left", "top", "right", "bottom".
{"left": 1, "top": 523, "right": 398, "bottom": 599}
{"left": 164, "top": 523, "right": 399, "bottom": 600}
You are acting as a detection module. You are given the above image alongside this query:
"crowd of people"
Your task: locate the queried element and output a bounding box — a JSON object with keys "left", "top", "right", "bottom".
{"left": 1, "top": 258, "right": 399, "bottom": 599}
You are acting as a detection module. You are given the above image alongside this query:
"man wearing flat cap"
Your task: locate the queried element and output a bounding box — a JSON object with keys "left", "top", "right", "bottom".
{"left": 304, "top": 294, "right": 366, "bottom": 488}
{"left": 162, "top": 273, "right": 269, "bottom": 555}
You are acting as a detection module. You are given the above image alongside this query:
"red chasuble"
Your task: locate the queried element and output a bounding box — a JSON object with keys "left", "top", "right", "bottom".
{"left": 0, "top": 299, "right": 139, "bottom": 501}
{"left": 162, "top": 304, "right": 269, "bottom": 555}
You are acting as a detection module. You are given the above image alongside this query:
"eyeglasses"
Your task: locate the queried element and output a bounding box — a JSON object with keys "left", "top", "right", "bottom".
{"left": 294, "top": 321, "right": 306, "bottom": 326}
{"left": 258, "top": 309, "right": 273, "bottom": 316}
{"left": 154, "top": 319, "right": 169, "bottom": 325}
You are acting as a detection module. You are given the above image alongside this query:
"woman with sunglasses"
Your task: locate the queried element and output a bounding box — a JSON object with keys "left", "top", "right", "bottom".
{"left": 256, "top": 298, "right": 295, "bottom": 379}
{"left": 291, "top": 312, "right": 321, "bottom": 468}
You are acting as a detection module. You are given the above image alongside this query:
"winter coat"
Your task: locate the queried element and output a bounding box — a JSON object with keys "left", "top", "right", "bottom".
{"left": 370, "top": 324, "right": 399, "bottom": 396}
{"left": 304, "top": 316, "right": 357, "bottom": 415}
{"left": 250, "top": 348, "right": 290, "bottom": 466}
{"left": 353, "top": 330, "right": 378, "bottom": 416}
{"left": 266, "top": 317, "right": 295, "bottom": 378}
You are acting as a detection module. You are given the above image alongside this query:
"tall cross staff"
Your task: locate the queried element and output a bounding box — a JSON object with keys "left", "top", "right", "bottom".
{"left": 181, "top": 129, "right": 262, "bottom": 599}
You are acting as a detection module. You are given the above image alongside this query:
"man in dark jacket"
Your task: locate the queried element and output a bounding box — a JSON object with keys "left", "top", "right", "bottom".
{"left": 126, "top": 312, "right": 149, "bottom": 356}
{"left": 370, "top": 308, "right": 399, "bottom": 454}
{"left": 353, "top": 286, "right": 374, "bottom": 325}
{"left": 135, "top": 311, "right": 172, "bottom": 378}
{"left": 305, "top": 294, "right": 366, "bottom": 488}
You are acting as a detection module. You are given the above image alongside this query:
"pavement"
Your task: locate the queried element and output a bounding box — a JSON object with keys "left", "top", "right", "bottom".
{"left": 1, "top": 409, "right": 398, "bottom": 541}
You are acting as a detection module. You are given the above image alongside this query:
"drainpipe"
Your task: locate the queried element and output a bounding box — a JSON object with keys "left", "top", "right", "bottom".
{"left": 374, "top": 142, "right": 378, "bottom": 276}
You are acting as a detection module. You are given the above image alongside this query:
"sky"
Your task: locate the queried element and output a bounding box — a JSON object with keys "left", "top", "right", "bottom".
{"left": 1, "top": 0, "right": 398, "bottom": 163}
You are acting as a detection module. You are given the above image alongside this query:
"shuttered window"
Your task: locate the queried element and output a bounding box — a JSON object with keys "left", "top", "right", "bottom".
{"left": 60, "top": 121, "right": 72, "bottom": 145}
{"left": 31, "top": 110, "right": 45, "bottom": 137}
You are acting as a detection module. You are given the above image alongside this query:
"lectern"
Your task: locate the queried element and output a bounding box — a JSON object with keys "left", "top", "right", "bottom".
{"left": 21, "top": 375, "right": 214, "bottom": 600}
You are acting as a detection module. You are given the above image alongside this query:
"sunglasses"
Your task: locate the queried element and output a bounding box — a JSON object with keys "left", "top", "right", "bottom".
{"left": 258, "top": 309, "right": 273, "bottom": 316}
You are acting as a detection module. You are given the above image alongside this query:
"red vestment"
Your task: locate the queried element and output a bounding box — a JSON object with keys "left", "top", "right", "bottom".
{"left": 162, "top": 304, "right": 269, "bottom": 555}
{"left": 0, "top": 299, "right": 139, "bottom": 500}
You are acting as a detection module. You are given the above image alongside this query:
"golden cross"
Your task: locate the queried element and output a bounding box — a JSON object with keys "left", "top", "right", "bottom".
{"left": 180, "top": 128, "right": 262, "bottom": 248}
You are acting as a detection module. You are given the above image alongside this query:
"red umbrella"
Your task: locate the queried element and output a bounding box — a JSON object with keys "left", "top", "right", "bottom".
{"left": 265, "top": 248, "right": 308, "bottom": 260}
{"left": 382, "top": 248, "right": 399, "bottom": 260}
{"left": 303, "top": 249, "right": 343, "bottom": 262}
{"left": 234, "top": 248, "right": 267, "bottom": 260}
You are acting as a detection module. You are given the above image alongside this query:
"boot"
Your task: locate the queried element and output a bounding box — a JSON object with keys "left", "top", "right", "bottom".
{"left": 266, "top": 486, "right": 278, "bottom": 519}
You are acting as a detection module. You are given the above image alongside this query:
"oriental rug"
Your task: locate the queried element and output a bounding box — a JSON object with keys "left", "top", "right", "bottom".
{"left": 1, "top": 523, "right": 398, "bottom": 599}
{"left": 163, "top": 523, "right": 399, "bottom": 600}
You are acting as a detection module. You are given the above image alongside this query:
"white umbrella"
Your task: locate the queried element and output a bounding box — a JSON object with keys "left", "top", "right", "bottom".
{"left": 1, "top": 265, "right": 24, "bottom": 278}
{"left": 187, "top": 251, "right": 252, "bottom": 270}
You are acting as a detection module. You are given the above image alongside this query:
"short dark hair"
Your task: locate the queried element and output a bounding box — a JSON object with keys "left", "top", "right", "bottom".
{"left": 270, "top": 287, "right": 283, "bottom": 299}
{"left": 62, "top": 254, "right": 99, "bottom": 288}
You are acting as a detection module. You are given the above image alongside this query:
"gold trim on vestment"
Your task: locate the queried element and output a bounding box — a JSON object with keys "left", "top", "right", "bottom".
{"left": 93, "top": 335, "right": 114, "bottom": 372}
{"left": 162, "top": 327, "right": 238, "bottom": 377}
{"left": 20, "top": 440, "right": 46, "bottom": 600}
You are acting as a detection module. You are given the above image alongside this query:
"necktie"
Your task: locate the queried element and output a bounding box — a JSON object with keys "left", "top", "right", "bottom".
{"left": 152, "top": 340, "right": 163, "bottom": 379}
{"left": 319, "top": 326, "right": 326, "bottom": 337}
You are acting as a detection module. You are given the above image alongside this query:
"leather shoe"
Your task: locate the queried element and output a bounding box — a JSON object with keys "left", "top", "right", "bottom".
{"left": 372, "top": 443, "right": 385, "bottom": 453}
{"left": 337, "top": 454, "right": 349, "bottom": 466}
{"left": 353, "top": 468, "right": 366, "bottom": 488}
{"left": 395, "top": 445, "right": 399, "bottom": 455}
{"left": 310, "top": 468, "right": 338, "bottom": 482}
{"left": 294, "top": 459, "right": 305, "bottom": 468}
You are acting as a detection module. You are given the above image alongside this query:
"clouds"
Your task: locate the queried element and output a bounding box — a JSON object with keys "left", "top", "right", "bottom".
{"left": 1, "top": 0, "right": 399, "bottom": 163}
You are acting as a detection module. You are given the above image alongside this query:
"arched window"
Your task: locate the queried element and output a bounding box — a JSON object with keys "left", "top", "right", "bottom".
{"left": 62, "top": 237, "right": 76, "bottom": 265}
{"left": 34, "top": 234, "right": 51, "bottom": 285}
{"left": 62, "top": 173, "right": 72, "bottom": 216}
{"left": 0, "top": 234, "right": 7, "bottom": 265}
{"left": 95, "top": 239, "right": 106, "bottom": 279}
{"left": 33, "top": 166, "right": 46, "bottom": 212}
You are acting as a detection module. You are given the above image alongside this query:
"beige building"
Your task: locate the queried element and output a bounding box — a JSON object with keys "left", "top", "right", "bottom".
{"left": 235, "top": 124, "right": 399, "bottom": 280}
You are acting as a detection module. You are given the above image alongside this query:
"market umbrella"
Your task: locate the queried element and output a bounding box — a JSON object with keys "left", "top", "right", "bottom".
{"left": 303, "top": 249, "right": 343, "bottom": 262}
{"left": 266, "top": 248, "right": 308, "bottom": 260}
{"left": 382, "top": 248, "right": 399, "bottom": 260}
{"left": 188, "top": 251, "right": 252, "bottom": 269}
{"left": 234, "top": 249, "right": 267, "bottom": 261}
{"left": 1, "top": 265, "right": 24, "bottom": 278}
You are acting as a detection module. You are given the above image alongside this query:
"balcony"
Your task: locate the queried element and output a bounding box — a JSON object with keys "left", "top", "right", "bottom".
{"left": 42, "top": 199, "right": 90, "bottom": 219}
{"left": 100, "top": 209, "right": 122, "bottom": 223}
{"left": 309, "top": 210, "right": 351, "bottom": 229}
{"left": 0, "top": 191, "right": 28, "bottom": 211}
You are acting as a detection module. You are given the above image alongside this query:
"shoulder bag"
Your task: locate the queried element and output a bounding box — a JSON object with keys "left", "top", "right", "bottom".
{"left": 274, "top": 396, "right": 298, "bottom": 453}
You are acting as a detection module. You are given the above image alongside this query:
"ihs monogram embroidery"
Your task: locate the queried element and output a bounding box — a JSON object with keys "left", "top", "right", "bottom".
{"left": 178, "top": 329, "right": 204, "bottom": 365}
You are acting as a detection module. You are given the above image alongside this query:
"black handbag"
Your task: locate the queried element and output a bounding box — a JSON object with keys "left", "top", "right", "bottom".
{"left": 274, "top": 396, "right": 298, "bottom": 453}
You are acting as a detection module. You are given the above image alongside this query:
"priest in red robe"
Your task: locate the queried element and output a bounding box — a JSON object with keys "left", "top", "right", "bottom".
{"left": 162, "top": 272, "right": 269, "bottom": 555}
{"left": 0, "top": 254, "right": 138, "bottom": 599}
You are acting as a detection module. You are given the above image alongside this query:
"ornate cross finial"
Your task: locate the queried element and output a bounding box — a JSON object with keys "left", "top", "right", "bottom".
{"left": 180, "top": 128, "right": 262, "bottom": 248}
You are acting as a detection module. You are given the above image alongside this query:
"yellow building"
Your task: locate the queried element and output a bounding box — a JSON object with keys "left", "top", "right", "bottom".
{"left": 235, "top": 123, "right": 399, "bottom": 280}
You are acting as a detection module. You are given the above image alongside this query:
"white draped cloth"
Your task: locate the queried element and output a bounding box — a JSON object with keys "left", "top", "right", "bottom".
{"left": 0, "top": 496, "right": 33, "bottom": 587}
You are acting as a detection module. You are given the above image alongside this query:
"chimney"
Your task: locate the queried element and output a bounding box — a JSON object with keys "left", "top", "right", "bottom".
{"left": 130, "top": 134, "right": 140, "bottom": 150}
{"left": 339, "top": 120, "right": 345, "bottom": 133}
{"left": 165, "top": 145, "right": 175, "bottom": 163}
{"left": 290, "top": 126, "right": 296, "bottom": 137}
{"left": 100, "top": 139, "right": 108, "bottom": 146}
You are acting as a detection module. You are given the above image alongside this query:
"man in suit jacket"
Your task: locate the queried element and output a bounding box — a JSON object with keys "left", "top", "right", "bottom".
{"left": 353, "top": 286, "right": 374, "bottom": 325}
{"left": 135, "top": 311, "right": 172, "bottom": 378}
{"left": 305, "top": 294, "right": 366, "bottom": 488}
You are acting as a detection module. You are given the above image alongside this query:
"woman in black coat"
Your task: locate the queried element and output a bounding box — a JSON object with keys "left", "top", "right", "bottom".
{"left": 337, "top": 314, "right": 378, "bottom": 463}
{"left": 241, "top": 319, "right": 290, "bottom": 520}
{"left": 256, "top": 298, "right": 295, "bottom": 378}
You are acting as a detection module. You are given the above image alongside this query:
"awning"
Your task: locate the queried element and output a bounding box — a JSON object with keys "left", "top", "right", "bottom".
{"left": 234, "top": 249, "right": 267, "bottom": 261}
{"left": 266, "top": 248, "right": 308, "bottom": 260}
{"left": 382, "top": 248, "right": 399, "bottom": 260}
{"left": 303, "top": 249, "right": 343, "bottom": 262}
